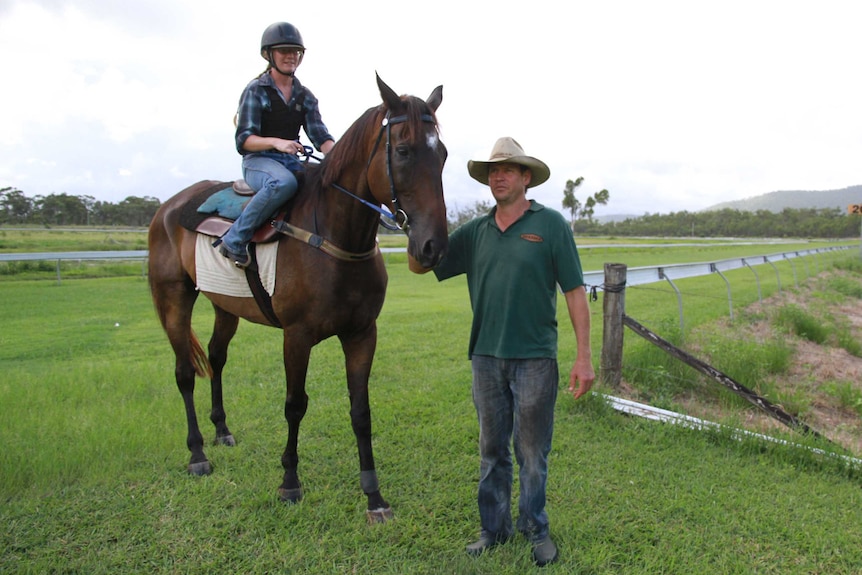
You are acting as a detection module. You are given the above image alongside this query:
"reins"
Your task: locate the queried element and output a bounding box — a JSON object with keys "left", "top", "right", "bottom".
{"left": 330, "top": 183, "right": 401, "bottom": 231}
{"left": 333, "top": 110, "right": 436, "bottom": 232}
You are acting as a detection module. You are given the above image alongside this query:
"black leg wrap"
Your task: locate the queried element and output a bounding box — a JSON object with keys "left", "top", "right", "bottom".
{"left": 360, "top": 470, "right": 379, "bottom": 494}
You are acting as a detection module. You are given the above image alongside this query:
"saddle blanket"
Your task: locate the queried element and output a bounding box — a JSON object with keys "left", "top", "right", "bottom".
{"left": 195, "top": 234, "right": 278, "bottom": 298}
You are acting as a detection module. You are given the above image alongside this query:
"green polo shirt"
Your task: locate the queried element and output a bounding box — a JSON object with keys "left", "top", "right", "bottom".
{"left": 434, "top": 200, "right": 584, "bottom": 359}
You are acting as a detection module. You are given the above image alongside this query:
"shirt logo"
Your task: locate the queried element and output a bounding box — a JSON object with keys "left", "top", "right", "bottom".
{"left": 520, "top": 233, "right": 544, "bottom": 243}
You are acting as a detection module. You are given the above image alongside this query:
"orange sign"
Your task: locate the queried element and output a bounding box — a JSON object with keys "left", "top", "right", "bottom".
{"left": 848, "top": 204, "right": 862, "bottom": 214}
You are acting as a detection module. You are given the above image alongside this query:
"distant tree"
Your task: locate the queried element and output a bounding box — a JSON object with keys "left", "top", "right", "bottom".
{"left": 34, "top": 193, "right": 89, "bottom": 226}
{"left": 115, "top": 196, "right": 161, "bottom": 226}
{"left": 582, "top": 188, "right": 609, "bottom": 222}
{"left": 561, "top": 177, "right": 583, "bottom": 229}
{"left": 447, "top": 199, "right": 492, "bottom": 231}
{"left": 0, "top": 187, "right": 33, "bottom": 224}
{"left": 80, "top": 194, "right": 96, "bottom": 225}
{"left": 569, "top": 207, "right": 857, "bottom": 238}
{"left": 0, "top": 189, "right": 163, "bottom": 227}
{"left": 91, "top": 200, "right": 119, "bottom": 225}
{"left": 594, "top": 188, "right": 610, "bottom": 208}
{"left": 562, "top": 178, "right": 609, "bottom": 226}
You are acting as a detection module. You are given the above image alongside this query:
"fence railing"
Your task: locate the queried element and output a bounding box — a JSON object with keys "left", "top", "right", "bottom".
{"left": 0, "top": 250, "right": 149, "bottom": 283}
{"left": 0, "top": 250, "right": 149, "bottom": 262}
{"left": 0, "top": 247, "right": 414, "bottom": 283}
{"left": 583, "top": 245, "right": 853, "bottom": 331}
{"left": 0, "top": 245, "right": 853, "bottom": 289}
{"left": 582, "top": 245, "right": 850, "bottom": 292}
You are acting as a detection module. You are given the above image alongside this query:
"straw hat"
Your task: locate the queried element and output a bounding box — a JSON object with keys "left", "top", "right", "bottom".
{"left": 467, "top": 137, "right": 550, "bottom": 188}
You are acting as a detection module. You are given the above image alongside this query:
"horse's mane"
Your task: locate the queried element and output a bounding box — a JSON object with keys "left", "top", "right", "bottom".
{"left": 321, "top": 95, "right": 439, "bottom": 188}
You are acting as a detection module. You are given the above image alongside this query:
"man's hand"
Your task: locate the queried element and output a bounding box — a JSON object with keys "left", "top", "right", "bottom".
{"left": 568, "top": 357, "right": 595, "bottom": 399}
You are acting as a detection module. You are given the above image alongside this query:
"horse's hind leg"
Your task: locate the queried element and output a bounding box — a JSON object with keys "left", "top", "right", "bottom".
{"left": 341, "top": 326, "right": 393, "bottom": 523}
{"left": 208, "top": 305, "right": 239, "bottom": 447}
{"left": 152, "top": 279, "right": 212, "bottom": 475}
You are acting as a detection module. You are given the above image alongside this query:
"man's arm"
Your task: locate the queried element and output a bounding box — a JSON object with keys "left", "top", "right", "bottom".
{"left": 564, "top": 285, "right": 595, "bottom": 399}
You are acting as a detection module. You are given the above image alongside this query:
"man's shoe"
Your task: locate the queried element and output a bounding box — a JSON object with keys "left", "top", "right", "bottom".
{"left": 465, "top": 531, "right": 511, "bottom": 557}
{"left": 218, "top": 244, "right": 250, "bottom": 268}
{"left": 532, "top": 535, "right": 558, "bottom": 567}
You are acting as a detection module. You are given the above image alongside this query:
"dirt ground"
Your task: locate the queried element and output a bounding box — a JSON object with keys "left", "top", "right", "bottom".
{"left": 613, "top": 269, "right": 862, "bottom": 458}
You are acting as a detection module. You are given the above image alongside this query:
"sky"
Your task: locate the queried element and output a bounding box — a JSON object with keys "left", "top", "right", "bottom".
{"left": 1, "top": 0, "right": 860, "bottom": 218}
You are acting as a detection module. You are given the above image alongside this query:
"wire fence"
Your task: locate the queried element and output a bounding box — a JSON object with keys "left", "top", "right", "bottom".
{"left": 583, "top": 245, "right": 854, "bottom": 331}
{"left": 592, "top": 247, "right": 862, "bottom": 458}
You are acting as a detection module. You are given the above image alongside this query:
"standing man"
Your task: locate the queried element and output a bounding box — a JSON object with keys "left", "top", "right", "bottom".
{"left": 411, "top": 137, "right": 595, "bottom": 566}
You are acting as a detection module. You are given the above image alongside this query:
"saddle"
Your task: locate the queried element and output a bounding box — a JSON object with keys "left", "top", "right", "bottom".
{"left": 179, "top": 179, "right": 291, "bottom": 243}
{"left": 178, "top": 179, "right": 291, "bottom": 327}
{"left": 179, "top": 175, "right": 377, "bottom": 263}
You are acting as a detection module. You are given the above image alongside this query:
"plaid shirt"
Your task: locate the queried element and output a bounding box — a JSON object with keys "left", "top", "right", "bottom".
{"left": 234, "top": 72, "right": 334, "bottom": 155}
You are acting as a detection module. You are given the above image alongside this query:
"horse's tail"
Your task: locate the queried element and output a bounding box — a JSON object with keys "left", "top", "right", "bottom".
{"left": 190, "top": 329, "right": 213, "bottom": 379}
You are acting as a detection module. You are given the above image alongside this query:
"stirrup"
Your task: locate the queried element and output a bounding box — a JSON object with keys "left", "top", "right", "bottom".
{"left": 218, "top": 244, "right": 251, "bottom": 268}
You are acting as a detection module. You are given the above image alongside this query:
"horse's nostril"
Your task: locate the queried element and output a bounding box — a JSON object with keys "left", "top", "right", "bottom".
{"left": 418, "top": 239, "right": 447, "bottom": 268}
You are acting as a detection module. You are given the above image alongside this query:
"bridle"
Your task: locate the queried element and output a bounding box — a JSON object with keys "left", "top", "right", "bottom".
{"left": 331, "top": 110, "right": 437, "bottom": 232}
{"left": 275, "top": 110, "right": 438, "bottom": 262}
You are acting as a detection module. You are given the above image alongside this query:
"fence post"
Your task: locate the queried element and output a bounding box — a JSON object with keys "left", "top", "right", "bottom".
{"left": 600, "top": 263, "right": 627, "bottom": 390}
{"left": 741, "top": 258, "right": 762, "bottom": 303}
{"left": 710, "top": 264, "right": 734, "bottom": 322}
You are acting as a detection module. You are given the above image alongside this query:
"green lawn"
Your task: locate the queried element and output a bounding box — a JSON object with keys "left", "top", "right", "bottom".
{"left": 2, "top": 243, "right": 862, "bottom": 573}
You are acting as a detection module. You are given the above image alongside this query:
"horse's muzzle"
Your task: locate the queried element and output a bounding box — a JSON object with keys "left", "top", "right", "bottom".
{"left": 410, "top": 236, "right": 447, "bottom": 270}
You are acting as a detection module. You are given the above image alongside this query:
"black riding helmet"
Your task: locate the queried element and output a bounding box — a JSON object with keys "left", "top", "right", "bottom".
{"left": 260, "top": 22, "right": 306, "bottom": 66}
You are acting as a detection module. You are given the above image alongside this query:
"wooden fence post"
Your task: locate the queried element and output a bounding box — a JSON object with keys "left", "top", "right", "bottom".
{"left": 600, "top": 263, "right": 627, "bottom": 390}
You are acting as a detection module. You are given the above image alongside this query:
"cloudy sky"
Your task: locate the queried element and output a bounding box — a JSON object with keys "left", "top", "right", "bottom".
{"left": 1, "top": 0, "right": 859, "bottom": 217}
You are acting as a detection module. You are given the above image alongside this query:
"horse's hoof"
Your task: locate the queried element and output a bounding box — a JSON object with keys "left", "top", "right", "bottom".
{"left": 187, "top": 460, "right": 212, "bottom": 476}
{"left": 278, "top": 487, "right": 303, "bottom": 504}
{"left": 214, "top": 434, "right": 236, "bottom": 447}
{"left": 366, "top": 507, "right": 394, "bottom": 524}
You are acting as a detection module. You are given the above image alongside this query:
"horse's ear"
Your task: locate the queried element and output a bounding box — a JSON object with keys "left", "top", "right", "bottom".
{"left": 426, "top": 85, "right": 443, "bottom": 113}
{"left": 376, "top": 73, "right": 401, "bottom": 110}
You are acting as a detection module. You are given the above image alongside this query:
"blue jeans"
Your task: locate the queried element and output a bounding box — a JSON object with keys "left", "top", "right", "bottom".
{"left": 221, "top": 154, "right": 299, "bottom": 254}
{"left": 471, "top": 355, "right": 558, "bottom": 542}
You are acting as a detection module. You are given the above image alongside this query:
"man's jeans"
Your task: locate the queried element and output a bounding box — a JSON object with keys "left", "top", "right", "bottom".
{"left": 221, "top": 155, "right": 298, "bottom": 254}
{"left": 471, "top": 355, "right": 558, "bottom": 542}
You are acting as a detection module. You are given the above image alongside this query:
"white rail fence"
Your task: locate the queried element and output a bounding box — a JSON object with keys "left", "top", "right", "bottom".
{"left": 582, "top": 245, "right": 854, "bottom": 331}
{"left": 0, "top": 250, "right": 149, "bottom": 283}
{"left": 0, "top": 245, "right": 854, "bottom": 291}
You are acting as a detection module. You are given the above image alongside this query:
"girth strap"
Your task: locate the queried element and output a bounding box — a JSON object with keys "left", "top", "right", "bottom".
{"left": 243, "top": 245, "right": 282, "bottom": 328}
{"left": 273, "top": 221, "right": 379, "bottom": 262}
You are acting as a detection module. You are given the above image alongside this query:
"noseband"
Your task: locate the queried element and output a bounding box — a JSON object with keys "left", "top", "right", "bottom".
{"left": 332, "top": 110, "right": 437, "bottom": 232}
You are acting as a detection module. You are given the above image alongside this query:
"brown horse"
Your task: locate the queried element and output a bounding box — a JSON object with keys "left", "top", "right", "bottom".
{"left": 147, "top": 75, "right": 447, "bottom": 522}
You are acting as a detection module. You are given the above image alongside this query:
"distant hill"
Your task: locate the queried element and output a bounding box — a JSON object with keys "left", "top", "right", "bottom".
{"left": 702, "top": 184, "right": 862, "bottom": 213}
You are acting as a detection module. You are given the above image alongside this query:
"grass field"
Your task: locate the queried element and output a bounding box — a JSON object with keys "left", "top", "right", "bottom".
{"left": 2, "top": 234, "right": 862, "bottom": 573}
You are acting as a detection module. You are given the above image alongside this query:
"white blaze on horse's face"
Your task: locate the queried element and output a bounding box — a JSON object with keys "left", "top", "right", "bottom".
{"left": 426, "top": 132, "right": 438, "bottom": 150}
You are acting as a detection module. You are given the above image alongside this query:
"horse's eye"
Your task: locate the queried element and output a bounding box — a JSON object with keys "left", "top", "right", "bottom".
{"left": 395, "top": 144, "right": 410, "bottom": 157}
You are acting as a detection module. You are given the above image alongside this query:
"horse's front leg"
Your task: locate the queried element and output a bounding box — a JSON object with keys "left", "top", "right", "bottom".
{"left": 340, "top": 325, "right": 393, "bottom": 523}
{"left": 278, "top": 334, "right": 311, "bottom": 503}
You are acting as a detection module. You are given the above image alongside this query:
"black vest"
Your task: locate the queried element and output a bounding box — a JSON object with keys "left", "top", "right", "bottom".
{"left": 260, "top": 85, "right": 304, "bottom": 141}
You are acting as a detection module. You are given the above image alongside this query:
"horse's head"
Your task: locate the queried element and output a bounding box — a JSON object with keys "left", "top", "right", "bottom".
{"left": 368, "top": 75, "right": 448, "bottom": 271}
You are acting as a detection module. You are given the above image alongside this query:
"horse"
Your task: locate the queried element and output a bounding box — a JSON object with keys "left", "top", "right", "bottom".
{"left": 147, "top": 75, "right": 447, "bottom": 522}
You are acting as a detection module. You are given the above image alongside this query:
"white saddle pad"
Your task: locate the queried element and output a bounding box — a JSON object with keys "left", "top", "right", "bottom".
{"left": 194, "top": 234, "right": 278, "bottom": 297}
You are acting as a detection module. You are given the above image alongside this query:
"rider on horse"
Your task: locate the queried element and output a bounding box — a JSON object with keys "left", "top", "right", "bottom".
{"left": 218, "top": 22, "right": 336, "bottom": 268}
